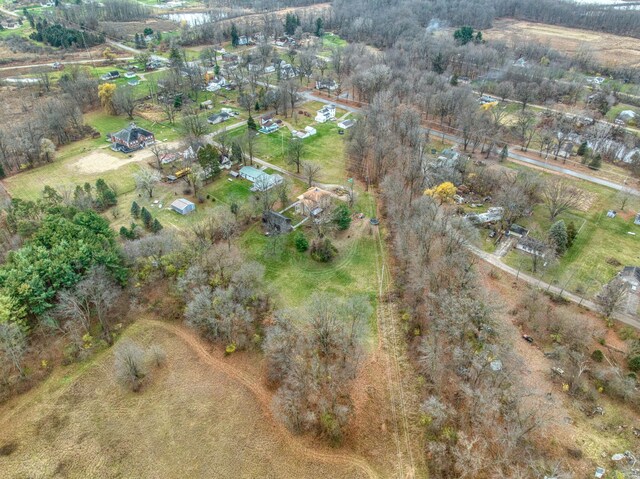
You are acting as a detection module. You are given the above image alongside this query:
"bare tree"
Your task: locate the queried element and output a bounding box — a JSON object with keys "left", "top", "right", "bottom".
{"left": 113, "top": 87, "right": 137, "bottom": 119}
{"left": 286, "top": 138, "right": 304, "bottom": 173}
{"left": 541, "top": 178, "right": 584, "bottom": 220}
{"left": 595, "top": 277, "right": 628, "bottom": 319}
{"left": 148, "top": 142, "right": 169, "bottom": 170}
{"left": 302, "top": 162, "right": 322, "bottom": 187}
{"left": 0, "top": 322, "right": 27, "bottom": 378}
{"left": 114, "top": 339, "right": 147, "bottom": 392}
{"left": 134, "top": 168, "right": 162, "bottom": 198}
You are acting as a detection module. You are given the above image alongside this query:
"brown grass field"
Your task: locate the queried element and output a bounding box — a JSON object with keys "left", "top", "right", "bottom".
{"left": 486, "top": 18, "right": 640, "bottom": 68}
{"left": 0, "top": 319, "right": 385, "bottom": 479}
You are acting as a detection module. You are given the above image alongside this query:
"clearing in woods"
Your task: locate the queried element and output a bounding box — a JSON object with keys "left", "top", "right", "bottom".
{"left": 0, "top": 320, "right": 378, "bottom": 479}
{"left": 486, "top": 19, "right": 640, "bottom": 68}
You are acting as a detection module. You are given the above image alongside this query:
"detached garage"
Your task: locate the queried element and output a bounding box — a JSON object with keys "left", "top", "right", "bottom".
{"left": 170, "top": 198, "right": 196, "bottom": 215}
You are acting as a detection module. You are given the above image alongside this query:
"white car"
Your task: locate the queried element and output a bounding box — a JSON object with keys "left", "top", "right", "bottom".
{"left": 594, "top": 467, "right": 605, "bottom": 478}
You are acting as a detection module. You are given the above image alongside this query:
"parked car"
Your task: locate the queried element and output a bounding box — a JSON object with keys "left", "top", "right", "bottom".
{"left": 522, "top": 334, "right": 533, "bottom": 343}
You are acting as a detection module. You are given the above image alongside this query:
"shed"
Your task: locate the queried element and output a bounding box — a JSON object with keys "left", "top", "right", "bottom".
{"left": 170, "top": 198, "right": 196, "bottom": 215}
{"left": 337, "top": 119, "right": 355, "bottom": 129}
{"left": 508, "top": 224, "right": 528, "bottom": 238}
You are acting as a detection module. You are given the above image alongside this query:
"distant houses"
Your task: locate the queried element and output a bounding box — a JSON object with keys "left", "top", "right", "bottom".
{"left": 465, "top": 207, "right": 504, "bottom": 225}
{"left": 110, "top": 123, "right": 155, "bottom": 153}
{"left": 207, "top": 111, "right": 232, "bottom": 125}
{"left": 315, "top": 79, "right": 339, "bottom": 92}
{"left": 100, "top": 71, "right": 120, "bottom": 81}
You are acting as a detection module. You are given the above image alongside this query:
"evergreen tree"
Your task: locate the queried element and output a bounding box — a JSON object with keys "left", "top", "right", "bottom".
{"left": 141, "top": 207, "right": 152, "bottom": 229}
{"left": 231, "top": 141, "right": 243, "bottom": 164}
{"left": 499, "top": 144, "right": 508, "bottom": 163}
{"left": 130, "top": 201, "right": 140, "bottom": 219}
{"left": 95, "top": 178, "right": 117, "bottom": 210}
{"left": 294, "top": 231, "right": 309, "bottom": 252}
{"left": 567, "top": 221, "right": 577, "bottom": 247}
{"left": 453, "top": 26, "right": 475, "bottom": 45}
{"left": 333, "top": 204, "right": 352, "bottom": 230}
{"left": 432, "top": 52, "right": 445, "bottom": 74}
{"left": 577, "top": 141, "right": 588, "bottom": 156}
{"left": 549, "top": 220, "right": 568, "bottom": 255}
{"left": 151, "top": 218, "right": 163, "bottom": 233}
{"left": 315, "top": 17, "right": 324, "bottom": 37}
{"left": 0, "top": 162, "right": 5, "bottom": 179}
{"left": 231, "top": 23, "right": 239, "bottom": 47}
{"left": 247, "top": 114, "right": 257, "bottom": 131}
{"left": 169, "top": 46, "right": 183, "bottom": 69}
{"left": 589, "top": 153, "right": 602, "bottom": 170}
{"left": 450, "top": 73, "right": 459, "bottom": 86}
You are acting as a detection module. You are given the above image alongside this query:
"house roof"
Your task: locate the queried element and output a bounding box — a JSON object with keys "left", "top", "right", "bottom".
{"left": 111, "top": 123, "right": 153, "bottom": 143}
{"left": 509, "top": 224, "right": 528, "bottom": 236}
{"left": 239, "top": 166, "right": 267, "bottom": 182}
{"left": 622, "top": 266, "right": 640, "bottom": 282}
{"left": 298, "top": 187, "right": 332, "bottom": 204}
{"left": 518, "top": 236, "right": 547, "bottom": 252}
{"left": 170, "top": 198, "right": 195, "bottom": 210}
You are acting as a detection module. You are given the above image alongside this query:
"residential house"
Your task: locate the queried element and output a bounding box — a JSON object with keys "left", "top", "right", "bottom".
{"left": 465, "top": 207, "right": 504, "bottom": 225}
{"left": 337, "top": 119, "right": 355, "bottom": 129}
{"left": 620, "top": 266, "right": 640, "bottom": 291}
{"left": 280, "top": 63, "right": 297, "bottom": 79}
{"left": 515, "top": 236, "right": 547, "bottom": 257}
{"left": 259, "top": 121, "right": 279, "bottom": 134}
{"left": 508, "top": 224, "right": 528, "bottom": 238}
{"left": 239, "top": 166, "right": 284, "bottom": 192}
{"left": 110, "top": 123, "right": 154, "bottom": 153}
{"left": 264, "top": 65, "right": 276, "bottom": 74}
{"left": 207, "top": 111, "right": 232, "bottom": 125}
{"left": 617, "top": 110, "right": 637, "bottom": 125}
{"left": 315, "top": 104, "right": 336, "bottom": 123}
{"left": 260, "top": 114, "right": 274, "bottom": 126}
{"left": 170, "top": 198, "right": 196, "bottom": 215}
{"left": 315, "top": 79, "right": 339, "bottom": 91}
{"left": 295, "top": 187, "right": 334, "bottom": 217}
{"left": 100, "top": 71, "right": 120, "bottom": 81}
{"left": 292, "top": 126, "right": 317, "bottom": 139}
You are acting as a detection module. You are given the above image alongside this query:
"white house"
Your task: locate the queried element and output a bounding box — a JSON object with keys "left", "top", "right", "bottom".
{"left": 337, "top": 119, "right": 355, "bottom": 129}
{"left": 315, "top": 104, "right": 336, "bottom": 123}
{"left": 292, "top": 126, "right": 317, "bottom": 139}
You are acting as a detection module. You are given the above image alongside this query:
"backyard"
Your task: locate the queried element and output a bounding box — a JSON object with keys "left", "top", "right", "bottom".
{"left": 501, "top": 169, "right": 640, "bottom": 295}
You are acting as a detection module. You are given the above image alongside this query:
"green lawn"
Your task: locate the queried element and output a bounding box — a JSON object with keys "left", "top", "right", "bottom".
{"left": 501, "top": 170, "right": 640, "bottom": 295}
{"left": 239, "top": 192, "right": 379, "bottom": 317}
{"left": 229, "top": 119, "right": 348, "bottom": 184}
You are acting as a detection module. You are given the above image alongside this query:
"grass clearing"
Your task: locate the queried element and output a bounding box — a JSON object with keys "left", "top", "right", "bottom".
{"left": 500, "top": 166, "right": 640, "bottom": 295}
{"left": 0, "top": 320, "right": 373, "bottom": 478}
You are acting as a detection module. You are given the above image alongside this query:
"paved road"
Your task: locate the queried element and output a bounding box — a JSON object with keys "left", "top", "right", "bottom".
{"left": 304, "top": 91, "right": 640, "bottom": 195}
{"left": 470, "top": 245, "right": 640, "bottom": 330}
{"left": 0, "top": 57, "right": 134, "bottom": 73}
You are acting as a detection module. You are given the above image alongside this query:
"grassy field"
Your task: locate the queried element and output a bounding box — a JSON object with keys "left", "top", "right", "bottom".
{"left": 239, "top": 192, "right": 378, "bottom": 312}
{"left": 0, "top": 320, "right": 374, "bottom": 478}
{"left": 485, "top": 18, "right": 640, "bottom": 69}
{"left": 501, "top": 166, "right": 640, "bottom": 295}
{"left": 3, "top": 110, "right": 180, "bottom": 201}
{"left": 229, "top": 114, "right": 350, "bottom": 184}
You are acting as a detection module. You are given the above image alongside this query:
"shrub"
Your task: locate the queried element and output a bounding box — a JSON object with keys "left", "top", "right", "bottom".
{"left": 146, "top": 344, "right": 166, "bottom": 368}
{"left": 114, "top": 339, "right": 147, "bottom": 392}
{"left": 294, "top": 231, "right": 309, "bottom": 252}
{"left": 591, "top": 349, "right": 604, "bottom": 362}
{"left": 310, "top": 238, "right": 337, "bottom": 262}
{"left": 225, "top": 343, "right": 236, "bottom": 355}
{"left": 628, "top": 355, "right": 640, "bottom": 372}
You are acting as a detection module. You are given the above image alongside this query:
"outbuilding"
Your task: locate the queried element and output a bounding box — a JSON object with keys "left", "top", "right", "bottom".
{"left": 170, "top": 198, "right": 196, "bottom": 215}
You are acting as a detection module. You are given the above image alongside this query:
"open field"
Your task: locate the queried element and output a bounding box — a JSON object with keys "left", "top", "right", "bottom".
{"left": 486, "top": 18, "right": 640, "bottom": 68}
{"left": 0, "top": 320, "right": 376, "bottom": 478}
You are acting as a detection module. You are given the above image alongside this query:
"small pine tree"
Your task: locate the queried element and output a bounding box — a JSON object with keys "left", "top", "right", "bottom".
{"left": 254, "top": 101, "right": 260, "bottom": 112}
{"left": 549, "top": 220, "right": 568, "bottom": 255}
{"left": 247, "top": 115, "right": 257, "bottom": 131}
{"left": 589, "top": 153, "right": 602, "bottom": 170}
{"left": 499, "top": 144, "right": 508, "bottom": 163}
{"left": 577, "top": 141, "right": 588, "bottom": 156}
{"left": 231, "top": 23, "right": 239, "bottom": 47}
{"left": 141, "top": 207, "right": 152, "bottom": 229}
{"left": 333, "top": 204, "right": 352, "bottom": 230}
{"left": 0, "top": 162, "right": 5, "bottom": 179}
{"left": 151, "top": 218, "right": 163, "bottom": 233}
{"left": 450, "top": 73, "right": 459, "bottom": 86}
{"left": 294, "top": 231, "right": 309, "bottom": 252}
{"left": 131, "top": 201, "right": 140, "bottom": 219}
{"left": 567, "top": 221, "right": 577, "bottom": 247}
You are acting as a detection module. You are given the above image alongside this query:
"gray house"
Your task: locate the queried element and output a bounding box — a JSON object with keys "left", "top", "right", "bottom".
{"left": 170, "top": 198, "right": 196, "bottom": 215}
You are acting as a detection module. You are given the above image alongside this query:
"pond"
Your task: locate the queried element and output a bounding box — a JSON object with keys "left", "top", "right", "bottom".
{"left": 162, "top": 11, "right": 227, "bottom": 26}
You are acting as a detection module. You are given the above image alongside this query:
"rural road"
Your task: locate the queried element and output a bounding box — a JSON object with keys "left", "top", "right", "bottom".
{"left": 305, "top": 92, "right": 640, "bottom": 328}
{"left": 304, "top": 92, "right": 640, "bottom": 195}
{"left": 0, "top": 57, "right": 134, "bottom": 72}
{"left": 470, "top": 245, "right": 640, "bottom": 330}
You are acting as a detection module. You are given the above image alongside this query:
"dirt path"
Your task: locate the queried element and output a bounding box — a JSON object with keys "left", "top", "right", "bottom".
{"left": 143, "top": 319, "right": 381, "bottom": 479}
{"left": 372, "top": 223, "right": 424, "bottom": 478}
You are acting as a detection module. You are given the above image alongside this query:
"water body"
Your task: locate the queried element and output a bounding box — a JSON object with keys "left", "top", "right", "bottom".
{"left": 162, "top": 11, "right": 227, "bottom": 26}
